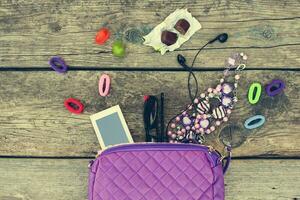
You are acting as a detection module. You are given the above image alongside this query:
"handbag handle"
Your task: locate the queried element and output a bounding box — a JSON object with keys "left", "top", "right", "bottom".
{"left": 222, "top": 146, "right": 232, "bottom": 174}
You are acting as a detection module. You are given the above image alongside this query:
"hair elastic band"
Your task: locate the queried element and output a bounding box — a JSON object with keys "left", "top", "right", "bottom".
{"left": 248, "top": 82, "right": 262, "bottom": 105}
{"left": 244, "top": 115, "right": 265, "bottom": 130}
{"left": 265, "top": 79, "right": 285, "bottom": 97}
{"left": 64, "top": 98, "right": 84, "bottom": 114}
{"left": 99, "top": 74, "right": 111, "bottom": 96}
{"left": 49, "top": 56, "right": 68, "bottom": 73}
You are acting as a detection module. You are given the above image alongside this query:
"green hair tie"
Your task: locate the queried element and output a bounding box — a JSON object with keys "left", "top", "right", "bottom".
{"left": 248, "top": 82, "right": 262, "bottom": 105}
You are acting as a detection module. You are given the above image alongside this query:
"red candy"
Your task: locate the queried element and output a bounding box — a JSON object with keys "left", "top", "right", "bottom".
{"left": 64, "top": 98, "right": 84, "bottom": 114}
{"left": 95, "top": 28, "right": 110, "bottom": 45}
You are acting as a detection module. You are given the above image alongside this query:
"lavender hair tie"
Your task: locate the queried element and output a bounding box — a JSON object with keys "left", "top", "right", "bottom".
{"left": 265, "top": 79, "right": 285, "bottom": 97}
{"left": 49, "top": 56, "right": 68, "bottom": 73}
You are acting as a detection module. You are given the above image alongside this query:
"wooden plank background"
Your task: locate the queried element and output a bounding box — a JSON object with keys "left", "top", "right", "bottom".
{"left": 0, "top": 0, "right": 299, "bottom": 68}
{"left": 0, "top": 71, "right": 299, "bottom": 157}
{"left": 0, "top": 159, "right": 299, "bottom": 200}
{"left": 0, "top": 0, "right": 299, "bottom": 199}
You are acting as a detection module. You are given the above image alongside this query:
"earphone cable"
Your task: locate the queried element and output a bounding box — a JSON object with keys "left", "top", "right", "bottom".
{"left": 165, "top": 41, "right": 210, "bottom": 137}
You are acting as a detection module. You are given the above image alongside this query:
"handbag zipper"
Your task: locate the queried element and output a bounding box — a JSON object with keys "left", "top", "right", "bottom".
{"left": 89, "top": 143, "right": 220, "bottom": 169}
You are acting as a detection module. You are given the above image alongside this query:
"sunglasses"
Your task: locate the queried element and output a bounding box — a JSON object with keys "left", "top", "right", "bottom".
{"left": 143, "top": 93, "right": 165, "bottom": 142}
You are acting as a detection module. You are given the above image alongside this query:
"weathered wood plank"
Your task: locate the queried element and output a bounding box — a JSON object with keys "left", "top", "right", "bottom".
{"left": 0, "top": 0, "right": 299, "bottom": 68}
{"left": 0, "top": 71, "right": 299, "bottom": 157}
{"left": 0, "top": 158, "right": 299, "bottom": 200}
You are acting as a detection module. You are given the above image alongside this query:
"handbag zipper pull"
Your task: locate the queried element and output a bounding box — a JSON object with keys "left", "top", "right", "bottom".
{"left": 88, "top": 160, "right": 94, "bottom": 169}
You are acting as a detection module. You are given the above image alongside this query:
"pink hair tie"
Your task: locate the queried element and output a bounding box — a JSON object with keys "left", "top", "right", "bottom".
{"left": 99, "top": 74, "right": 111, "bottom": 96}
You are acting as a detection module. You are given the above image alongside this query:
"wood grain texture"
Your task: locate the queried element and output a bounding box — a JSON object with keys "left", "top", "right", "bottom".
{"left": 0, "top": 0, "right": 299, "bottom": 68}
{"left": 0, "top": 158, "right": 299, "bottom": 200}
{"left": 0, "top": 70, "right": 299, "bottom": 157}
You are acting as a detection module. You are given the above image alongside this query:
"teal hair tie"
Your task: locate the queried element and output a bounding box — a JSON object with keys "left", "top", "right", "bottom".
{"left": 248, "top": 82, "right": 262, "bottom": 105}
{"left": 244, "top": 115, "right": 265, "bottom": 130}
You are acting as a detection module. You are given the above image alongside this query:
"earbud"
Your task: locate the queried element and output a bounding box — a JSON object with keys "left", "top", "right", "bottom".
{"left": 177, "top": 33, "right": 229, "bottom": 69}
{"left": 177, "top": 54, "right": 190, "bottom": 70}
{"left": 208, "top": 33, "right": 228, "bottom": 44}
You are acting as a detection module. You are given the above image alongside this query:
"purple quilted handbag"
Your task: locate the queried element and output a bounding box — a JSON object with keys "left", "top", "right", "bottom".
{"left": 88, "top": 143, "right": 230, "bottom": 200}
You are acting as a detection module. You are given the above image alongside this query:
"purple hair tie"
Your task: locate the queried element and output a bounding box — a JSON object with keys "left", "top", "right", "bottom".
{"left": 265, "top": 79, "right": 285, "bottom": 97}
{"left": 49, "top": 56, "right": 68, "bottom": 73}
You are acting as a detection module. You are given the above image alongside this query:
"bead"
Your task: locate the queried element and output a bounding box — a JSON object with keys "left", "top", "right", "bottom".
{"left": 227, "top": 109, "right": 232, "bottom": 114}
{"left": 216, "top": 121, "right": 221, "bottom": 126}
{"left": 183, "top": 117, "right": 192, "bottom": 125}
{"left": 235, "top": 75, "right": 240, "bottom": 80}
{"left": 200, "top": 119, "right": 210, "bottom": 129}
{"left": 223, "top": 117, "right": 228, "bottom": 122}
{"left": 207, "top": 88, "right": 213, "bottom": 93}
{"left": 208, "top": 93, "right": 214, "bottom": 98}
{"left": 216, "top": 84, "right": 222, "bottom": 91}
{"left": 194, "top": 98, "right": 199, "bottom": 104}
{"left": 169, "top": 140, "right": 174, "bottom": 143}
{"left": 200, "top": 93, "right": 206, "bottom": 98}
{"left": 196, "top": 129, "right": 200, "bottom": 134}
{"left": 196, "top": 100, "right": 210, "bottom": 114}
{"left": 199, "top": 128, "right": 204, "bottom": 133}
{"left": 212, "top": 106, "right": 226, "bottom": 119}
{"left": 213, "top": 89, "right": 218, "bottom": 94}
{"left": 171, "top": 134, "right": 177, "bottom": 139}
{"left": 195, "top": 124, "right": 200, "bottom": 129}
{"left": 222, "top": 96, "right": 232, "bottom": 107}
{"left": 64, "top": 98, "right": 84, "bottom": 114}
{"left": 176, "top": 117, "right": 180, "bottom": 121}
{"left": 210, "top": 126, "right": 215, "bottom": 131}
{"left": 167, "top": 131, "right": 172, "bottom": 136}
{"left": 222, "top": 83, "right": 233, "bottom": 94}
{"left": 181, "top": 128, "right": 186, "bottom": 133}
{"left": 192, "top": 126, "right": 195, "bottom": 131}
{"left": 205, "top": 129, "right": 211, "bottom": 134}
{"left": 234, "top": 83, "right": 238, "bottom": 88}
{"left": 171, "top": 123, "right": 176, "bottom": 128}
{"left": 233, "top": 98, "right": 238, "bottom": 102}
{"left": 182, "top": 111, "right": 187, "bottom": 115}
{"left": 95, "top": 28, "right": 110, "bottom": 45}
{"left": 202, "top": 114, "right": 207, "bottom": 119}
{"left": 99, "top": 74, "right": 111, "bottom": 96}
{"left": 186, "top": 126, "right": 191, "bottom": 130}
{"left": 220, "top": 78, "right": 224, "bottom": 83}
{"left": 196, "top": 114, "right": 201, "bottom": 119}
{"left": 228, "top": 57, "right": 235, "bottom": 66}
{"left": 244, "top": 115, "right": 266, "bottom": 129}
{"left": 49, "top": 56, "right": 68, "bottom": 73}
{"left": 178, "top": 136, "right": 184, "bottom": 140}
{"left": 243, "top": 55, "right": 248, "bottom": 60}
{"left": 177, "top": 131, "right": 183, "bottom": 136}
{"left": 240, "top": 52, "right": 244, "bottom": 56}
{"left": 112, "top": 41, "right": 126, "bottom": 57}
{"left": 248, "top": 82, "right": 262, "bottom": 104}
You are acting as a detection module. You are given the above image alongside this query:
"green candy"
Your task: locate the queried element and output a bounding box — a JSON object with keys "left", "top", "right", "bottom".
{"left": 248, "top": 82, "right": 262, "bottom": 105}
{"left": 112, "top": 41, "right": 125, "bottom": 57}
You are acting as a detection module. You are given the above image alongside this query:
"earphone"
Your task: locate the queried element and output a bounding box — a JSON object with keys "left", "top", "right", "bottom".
{"left": 177, "top": 33, "right": 229, "bottom": 69}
